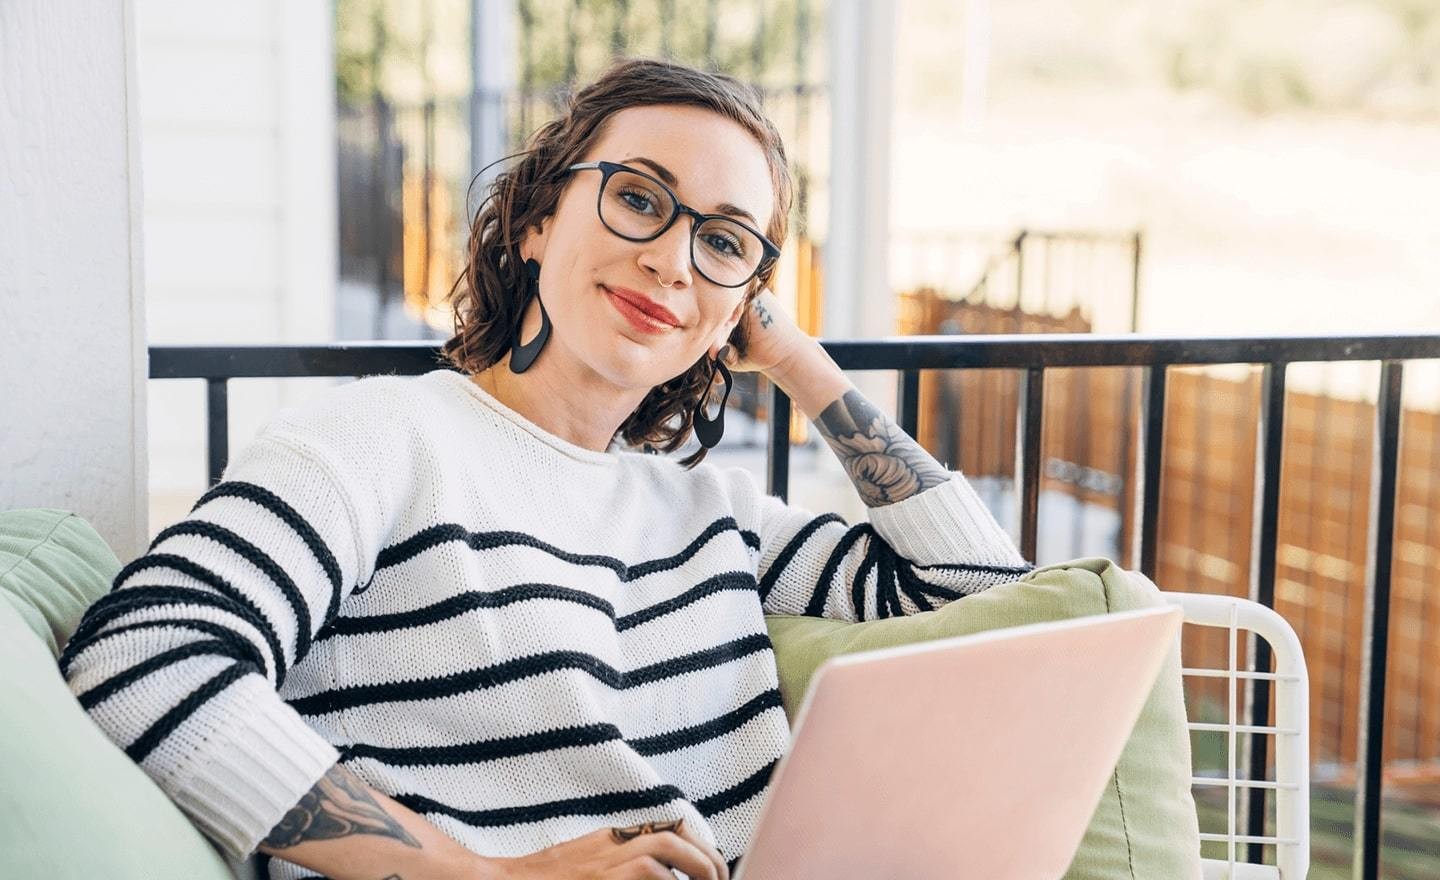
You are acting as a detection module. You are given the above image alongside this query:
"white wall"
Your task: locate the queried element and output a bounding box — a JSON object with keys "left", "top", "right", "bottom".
{"left": 136, "top": 0, "right": 338, "bottom": 531}
{"left": 0, "top": 0, "right": 149, "bottom": 561}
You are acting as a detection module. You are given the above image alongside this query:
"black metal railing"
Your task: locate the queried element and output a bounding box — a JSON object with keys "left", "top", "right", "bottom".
{"left": 150, "top": 333, "right": 1440, "bottom": 879}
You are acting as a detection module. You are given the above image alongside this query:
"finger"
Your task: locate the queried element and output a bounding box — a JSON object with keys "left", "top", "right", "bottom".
{"left": 623, "top": 832, "right": 717, "bottom": 880}
{"left": 671, "top": 820, "right": 728, "bottom": 880}
{"left": 622, "top": 855, "right": 679, "bottom": 880}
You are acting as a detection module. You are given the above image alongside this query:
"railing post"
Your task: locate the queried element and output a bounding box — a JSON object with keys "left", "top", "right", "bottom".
{"left": 897, "top": 369, "right": 920, "bottom": 439}
{"left": 1015, "top": 367, "right": 1043, "bottom": 561}
{"left": 767, "top": 384, "right": 792, "bottom": 502}
{"left": 1244, "top": 361, "right": 1287, "bottom": 861}
{"left": 1135, "top": 364, "right": 1167, "bottom": 579}
{"left": 1013, "top": 230, "right": 1027, "bottom": 310}
{"left": 205, "top": 378, "right": 229, "bottom": 486}
{"left": 1353, "top": 360, "right": 1403, "bottom": 880}
{"left": 1129, "top": 229, "right": 1143, "bottom": 332}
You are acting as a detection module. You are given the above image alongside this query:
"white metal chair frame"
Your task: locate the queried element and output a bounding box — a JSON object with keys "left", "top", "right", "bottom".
{"left": 1163, "top": 591, "right": 1311, "bottom": 880}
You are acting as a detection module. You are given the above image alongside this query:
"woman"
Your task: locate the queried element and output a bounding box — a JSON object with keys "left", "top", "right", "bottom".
{"left": 62, "top": 59, "right": 1028, "bottom": 880}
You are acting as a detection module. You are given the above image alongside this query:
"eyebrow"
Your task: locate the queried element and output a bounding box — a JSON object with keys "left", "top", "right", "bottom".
{"left": 624, "top": 155, "right": 762, "bottom": 227}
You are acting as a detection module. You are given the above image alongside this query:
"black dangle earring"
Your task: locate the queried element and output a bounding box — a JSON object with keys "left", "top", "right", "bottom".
{"left": 692, "top": 349, "right": 733, "bottom": 449}
{"left": 509, "top": 258, "right": 552, "bottom": 374}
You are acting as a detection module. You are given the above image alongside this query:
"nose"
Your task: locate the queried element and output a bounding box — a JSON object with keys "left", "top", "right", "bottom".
{"left": 636, "top": 215, "right": 694, "bottom": 289}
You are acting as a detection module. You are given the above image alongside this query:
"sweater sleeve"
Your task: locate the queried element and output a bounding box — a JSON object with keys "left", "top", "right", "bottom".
{"left": 733, "top": 469, "right": 1031, "bottom": 621}
{"left": 60, "top": 428, "right": 384, "bottom": 861}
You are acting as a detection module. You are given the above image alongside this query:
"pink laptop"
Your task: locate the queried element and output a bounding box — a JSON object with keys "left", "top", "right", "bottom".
{"left": 732, "top": 605, "right": 1184, "bottom": 880}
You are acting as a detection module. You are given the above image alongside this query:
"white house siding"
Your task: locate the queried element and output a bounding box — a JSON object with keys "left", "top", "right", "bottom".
{"left": 136, "top": 0, "right": 337, "bottom": 536}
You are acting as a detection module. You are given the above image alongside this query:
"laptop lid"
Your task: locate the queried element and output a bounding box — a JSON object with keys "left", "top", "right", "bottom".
{"left": 733, "top": 605, "right": 1184, "bottom": 880}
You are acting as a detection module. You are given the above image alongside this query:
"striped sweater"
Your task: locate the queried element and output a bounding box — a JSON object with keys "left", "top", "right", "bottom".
{"left": 61, "top": 369, "right": 1029, "bottom": 878}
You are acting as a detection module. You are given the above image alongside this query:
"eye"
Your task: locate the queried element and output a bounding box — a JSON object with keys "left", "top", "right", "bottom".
{"left": 617, "top": 185, "right": 660, "bottom": 215}
{"left": 700, "top": 229, "right": 746, "bottom": 259}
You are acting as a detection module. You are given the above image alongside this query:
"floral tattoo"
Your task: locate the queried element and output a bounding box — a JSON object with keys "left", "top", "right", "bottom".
{"left": 816, "top": 390, "right": 952, "bottom": 507}
{"left": 261, "top": 763, "right": 420, "bottom": 851}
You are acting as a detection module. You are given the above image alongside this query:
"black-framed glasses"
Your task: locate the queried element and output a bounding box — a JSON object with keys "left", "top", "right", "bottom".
{"left": 566, "top": 161, "right": 781, "bottom": 289}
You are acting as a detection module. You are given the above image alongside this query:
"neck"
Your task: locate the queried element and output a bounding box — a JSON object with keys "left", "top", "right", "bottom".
{"left": 472, "top": 345, "right": 648, "bottom": 453}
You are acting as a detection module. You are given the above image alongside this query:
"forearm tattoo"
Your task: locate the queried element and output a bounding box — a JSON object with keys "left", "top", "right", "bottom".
{"left": 816, "top": 389, "right": 953, "bottom": 507}
{"left": 754, "top": 298, "right": 774, "bottom": 328}
{"left": 262, "top": 763, "right": 421, "bottom": 851}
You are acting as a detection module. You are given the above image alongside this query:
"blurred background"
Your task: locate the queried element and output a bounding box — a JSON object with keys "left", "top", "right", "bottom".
{"left": 133, "top": 1, "right": 1439, "bottom": 875}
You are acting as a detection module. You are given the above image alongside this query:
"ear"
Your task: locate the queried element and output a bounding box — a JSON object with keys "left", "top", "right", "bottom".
{"left": 519, "top": 216, "right": 551, "bottom": 263}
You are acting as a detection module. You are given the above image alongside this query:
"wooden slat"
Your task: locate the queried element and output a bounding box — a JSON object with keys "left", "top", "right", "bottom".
{"left": 900, "top": 293, "right": 1440, "bottom": 781}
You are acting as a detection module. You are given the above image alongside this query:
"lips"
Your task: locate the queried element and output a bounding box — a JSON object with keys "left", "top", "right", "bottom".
{"left": 603, "top": 285, "right": 681, "bottom": 328}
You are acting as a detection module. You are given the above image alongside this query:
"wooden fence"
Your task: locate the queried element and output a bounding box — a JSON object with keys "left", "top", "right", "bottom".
{"left": 900, "top": 290, "right": 1440, "bottom": 781}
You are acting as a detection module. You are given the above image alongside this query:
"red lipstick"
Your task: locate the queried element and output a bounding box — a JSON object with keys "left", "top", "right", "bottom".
{"left": 604, "top": 285, "right": 680, "bottom": 332}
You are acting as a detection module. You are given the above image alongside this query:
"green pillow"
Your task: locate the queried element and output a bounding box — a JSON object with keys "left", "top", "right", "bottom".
{"left": 763, "top": 557, "right": 1203, "bottom": 880}
{"left": 0, "top": 508, "right": 238, "bottom": 880}
{"left": 0, "top": 508, "right": 120, "bottom": 655}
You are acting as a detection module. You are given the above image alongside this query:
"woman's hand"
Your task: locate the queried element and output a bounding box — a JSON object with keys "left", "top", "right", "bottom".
{"left": 720, "top": 287, "right": 852, "bottom": 422}
{"left": 483, "top": 825, "right": 729, "bottom": 880}
{"left": 722, "top": 288, "right": 811, "bottom": 377}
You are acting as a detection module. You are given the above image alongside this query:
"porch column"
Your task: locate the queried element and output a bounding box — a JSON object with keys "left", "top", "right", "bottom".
{"left": 470, "top": 0, "right": 516, "bottom": 191}
{"left": 0, "top": 0, "right": 149, "bottom": 560}
{"left": 824, "top": 0, "right": 896, "bottom": 342}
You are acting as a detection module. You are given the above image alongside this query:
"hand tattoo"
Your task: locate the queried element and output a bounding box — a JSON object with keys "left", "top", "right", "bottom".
{"left": 754, "top": 299, "right": 774, "bottom": 329}
{"left": 261, "top": 763, "right": 421, "bottom": 851}
{"left": 816, "top": 390, "right": 952, "bottom": 507}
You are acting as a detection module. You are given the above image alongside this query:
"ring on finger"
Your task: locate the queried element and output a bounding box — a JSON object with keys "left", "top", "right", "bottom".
{"left": 609, "top": 818, "right": 685, "bottom": 845}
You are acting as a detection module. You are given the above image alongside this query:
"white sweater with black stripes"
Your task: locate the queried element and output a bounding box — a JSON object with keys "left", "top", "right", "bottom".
{"left": 62, "top": 369, "right": 1028, "bottom": 878}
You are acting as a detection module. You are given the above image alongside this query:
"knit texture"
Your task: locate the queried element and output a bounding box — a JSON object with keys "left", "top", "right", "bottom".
{"left": 61, "top": 369, "right": 1028, "bottom": 878}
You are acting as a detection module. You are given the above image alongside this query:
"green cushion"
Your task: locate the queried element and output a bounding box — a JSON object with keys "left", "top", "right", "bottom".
{"left": 0, "top": 509, "right": 120, "bottom": 656}
{"left": 763, "top": 557, "right": 1203, "bottom": 880}
{"left": 0, "top": 509, "right": 236, "bottom": 879}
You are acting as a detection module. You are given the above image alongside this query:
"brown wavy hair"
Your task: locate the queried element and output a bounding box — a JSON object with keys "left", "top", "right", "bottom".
{"left": 442, "top": 58, "right": 793, "bottom": 468}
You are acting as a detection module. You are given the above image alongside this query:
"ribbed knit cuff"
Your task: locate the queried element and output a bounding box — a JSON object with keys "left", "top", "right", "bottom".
{"left": 165, "top": 675, "right": 340, "bottom": 861}
{"left": 866, "top": 473, "right": 1026, "bottom": 567}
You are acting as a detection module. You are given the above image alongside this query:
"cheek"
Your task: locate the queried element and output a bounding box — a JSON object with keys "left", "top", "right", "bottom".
{"left": 686, "top": 309, "right": 733, "bottom": 349}
{"left": 543, "top": 195, "right": 609, "bottom": 265}
{"left": 706, "top": 290, "right": 748, "bottom": 324}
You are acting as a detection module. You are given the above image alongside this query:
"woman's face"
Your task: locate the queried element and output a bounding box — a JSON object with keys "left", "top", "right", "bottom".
{"left": 522, "top": 104, "right": 775, "bottom": 392}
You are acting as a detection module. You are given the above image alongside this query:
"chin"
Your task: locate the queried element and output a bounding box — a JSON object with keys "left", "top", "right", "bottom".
{"left": 585, "top": 345, "right": 678, "bottom": 393}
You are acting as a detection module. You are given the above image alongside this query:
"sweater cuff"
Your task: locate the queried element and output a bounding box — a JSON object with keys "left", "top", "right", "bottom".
{"left": 164, "top": 675, "right": 339, "bottom": 861}
{"left": 866, "top": 473, "right": 1027, "bottom": 567}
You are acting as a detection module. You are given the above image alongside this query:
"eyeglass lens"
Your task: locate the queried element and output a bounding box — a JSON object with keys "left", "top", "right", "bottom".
{"left": 599, "top": 168, "right": 764, "bottom": 287}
